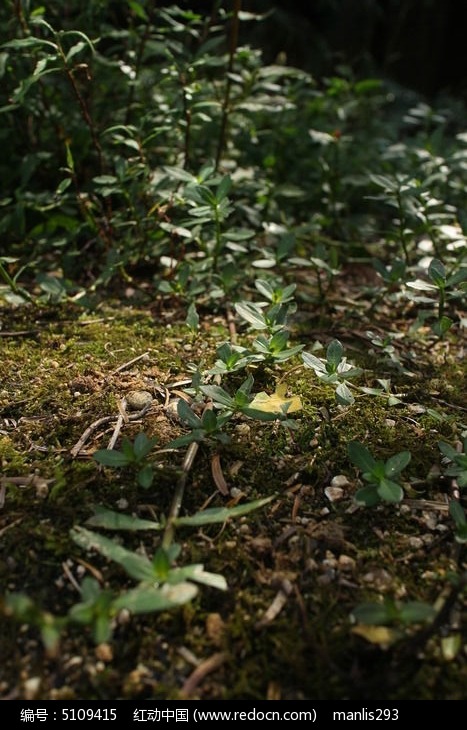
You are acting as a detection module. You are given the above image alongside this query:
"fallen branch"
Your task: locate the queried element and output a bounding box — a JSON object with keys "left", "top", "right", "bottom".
{"left": 111, "top": 351, "right": 150, "bottom": 374}
{"left": 70, "top": 402, "right": 153, "bottom": 457}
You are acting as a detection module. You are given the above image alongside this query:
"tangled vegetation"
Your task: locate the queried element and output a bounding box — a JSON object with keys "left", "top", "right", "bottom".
{"left": 0, "top": 1, "right": 466, "bottom": 700}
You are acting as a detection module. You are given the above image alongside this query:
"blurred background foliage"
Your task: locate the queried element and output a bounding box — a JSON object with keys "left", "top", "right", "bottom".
{"left": 1, "top": 0, "right": 466, "bottom": 304}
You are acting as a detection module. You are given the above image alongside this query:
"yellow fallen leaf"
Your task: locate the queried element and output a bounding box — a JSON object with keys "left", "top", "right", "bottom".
{"left": 351, "top": 625, "right": 401, "bottom": 648}
{"left": 249, "top": 384, "right": 302, "bottom": 415}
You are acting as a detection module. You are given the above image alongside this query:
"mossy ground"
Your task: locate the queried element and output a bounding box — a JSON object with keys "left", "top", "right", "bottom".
{"left": 0, "top": 281, "right": 466, "bottom": 701}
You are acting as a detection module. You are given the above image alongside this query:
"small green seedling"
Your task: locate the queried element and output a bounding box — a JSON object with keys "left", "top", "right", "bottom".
{"left": 438, "top": 436, "right": 467, "bottom": 489}
{"left": 302, "top": 339, "right": 362, "bottom": 405}
{"left": 93, "top": 433, "right": 158, "bottom": 488}
{"left": 167, "top": 399, "right": 232, "bottom": 448}
{"left": 4, "top": 593, "right": 65, "bottom": 655}
{"left": 348, "top": 440, "right": 411, "bottom": 505}
{"left": 68, "top": 577, "right": 116, "bottom": 645}
{"left": 207, "top": 342, "right": 258, "bottom": 375}
{"left": 254, "top": 278, "right": 297, "bottom": 305}
{"left": 406, "top": 258, "right": 467, "bottom": 336}
{"left": 251, "top": 330, "right": 304, "bottom": 364}
{"left": 234, "top": 300, "right": 290, "bottom": 334}
{"left": 449, "top": 501, "right": 467, "bottom": 544}
{"left": 351, "top": 597, "right": 435, "bottom": 628}
{"left": 200, "top": 374, "right": 296, "bottom": 424}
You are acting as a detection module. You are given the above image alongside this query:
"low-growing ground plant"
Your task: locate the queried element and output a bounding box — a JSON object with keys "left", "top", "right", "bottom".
{"left": 1, "top": 0, "right": 467, "bottom": 702}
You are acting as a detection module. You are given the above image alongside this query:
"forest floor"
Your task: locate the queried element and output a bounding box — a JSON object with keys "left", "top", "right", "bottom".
{"left": 0, "top": 269, "right": 466, "bottom": 701}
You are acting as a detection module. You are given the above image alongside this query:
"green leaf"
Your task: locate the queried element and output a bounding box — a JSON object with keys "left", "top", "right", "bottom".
{"left": 377, "top": 478, "right": 404, "bottom": 503}
{"left": 438, "top": 441, "right": 459, "bottom": 461}
{"left": 216, "top": 175, "right": 232, "bottom": 201}
{"left": 137, "top": 464, "right": 154, "bottom": 489}
{"left": 234, "top": 301, "right": 267, "bottom": 329}
{"left": 428, "top": 258, "right": 446, "bottom": 288}
{"left": 167, "top": 564, "right": 227, "bottom": 590}
{"left": 93, "top": 449, "right": 131, "bottom": 467}
{"left": 152, "top": 548, "right": 170, "bottom": 581}
{"left": 200, "top": 385, "right": 235, "bottom": 408}
{"left": 351, "top": 602, "right": 390, "bottom": 625}
{"left": 133, "top": 433, "right": 157, "bottom": 461}
{"left": 201, "top": 408, "right": 218, "bottom": 431}
{"left": 71, "top": 527, "right": 154, "bottom": 582}
{"left": 86, "top": 506, "right": 161, "bottom": 531}
{"left": 302, "top": 351, "right": 326, "bottom": 374}
{"left": 166, "top": 430, "right": 205, "bottom": 449}
{"left": 336, "top": 381, "right": 354, "bottom": 405}
{"left": 354, "top": 486, "right": 381, "bottom": 507}
{"left": 384, "top": 451, "right": 411, "bottom": 477}
{"left": 326, "top": 339, "right": 344, "bottom": 368}
{"left": 185, "top": 301, "right": 199, "bottom": 331}
{"left": 254, "top": 279, "right": 275, "bottom": 300}
{"left": 348, "top": 441, "right": 376, "bottom": 472}
{"left": 174, "top": 496, "right": 275, "bottom": 526}
{"left": 92, "top": 175, "right": 118, "bottom": 185}
{"left": 113, "top": 582, "right": 198, "bottom": 614}
{"left": 177, "top": 398, "right": 201, "bottom": 428}
{"left": 432, "top": 316, "right": 453, "bottom": 336}
{"left": 449, "top": 500, "right": 466, "bottom": 527}
{"left": 398, "top": 602, "right": 436, "bottom": 624}
{"left": 66, "top": 41, "right": 87, "bottom": 63}
{"left": 93, "top": 613, "right": 113, "bottom": 645}
{"left": 406, "top": 278, "right": 437, "bottom": 292}
{"left": 128, "top": 0, "right": 149, "bottom": 21}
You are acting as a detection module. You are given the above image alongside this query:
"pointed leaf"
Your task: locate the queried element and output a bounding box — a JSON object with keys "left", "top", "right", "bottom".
{"left": 93, "top": 449, "right": 131, "bottom": 467}
{"left": 200, "top": 385, "right": 235, "bottom": 408}
{"left": 86, "top": 506, "right": 161, "bottom": 531}
{"left": 348, "top": 441, "right": 376, "bottom": 472}
{"left": 438, "top": 441, "right": 459, "bottom": 461}
{"left": 71, "top": 527, "right": 154, "bottom": 582}
{"left": 133, "top": 433, "right": 157, "bottom": 461}
{"left": 174, "top": 495, "right": 275, "bottom": 526}
{"left": 113, "top": 582, "right": 198, "bottom": 614}
{"left": 449, "top": 500, "right": 466, "bottom": 527}
{"left": 177, "top": 398, "right": 201, "bottom": 428}
{"left": 167, "top": 564, "right": 227, "bottom": 590}
{"left": 185, "top": 301, "right": 199, "bottom": 331}
{"left": 137, "top": 464, "right": 154, "bottom": 489}
{"left": 377, "top": 478, "right": 404, "bottom": 503}
{"left": 398, "top": 602, "right": 436, "bottom": 624}
{"left": 302, "top": 352, "right": 326, "bottom": 373}
{"left": 336, "top": 381, "right": 354, "bottom": 405}
{"left": 234, "top": 301, "right": 267, "bottom": 329}
{"left": 326, "top": 339, "right": 344, "bottom": 368}
{"left": 385, "top": 450, "right": 411, "bottom": 477}
{"left": 354, "top": 486, "right": 381, "bottom": 507}
{"left": 254, "top": 279, "right": 275, "bottom": 300}
{"left": 166, "top": 430, "right": 205, "bottom": 448}
{"left": 428, "top": 258, "right": 446, "bottom": 287}
{"left": 351, "top": 602, "right": 390, "bottom": 625}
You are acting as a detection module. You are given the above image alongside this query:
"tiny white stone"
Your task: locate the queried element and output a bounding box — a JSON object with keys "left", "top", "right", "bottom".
{"left": 330, "top": 474, "right": 350, "bottom": 488}
{"left": 325, "top": 486, "right": 344, "bottom": 502}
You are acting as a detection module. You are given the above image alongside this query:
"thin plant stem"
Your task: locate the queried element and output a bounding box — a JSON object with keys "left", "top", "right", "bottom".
{"left": 162, "top": 402, "right": 213, "bottom": 549}
{"left": 215, "top": 0, "right": 241, "bottom": 169}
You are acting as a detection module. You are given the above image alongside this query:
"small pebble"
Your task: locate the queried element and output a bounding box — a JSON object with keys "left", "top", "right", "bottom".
{"left": 325, "top": 486, "right": 344, "bottom": 502}
{"left": 23, "top": 677, "right": 41, "bottom": 700}
{"left": 126, "top": 390, "right": 153, "bottom": 411}
{"left": 330, "top": 474, "right": 350, "bottom": 488}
